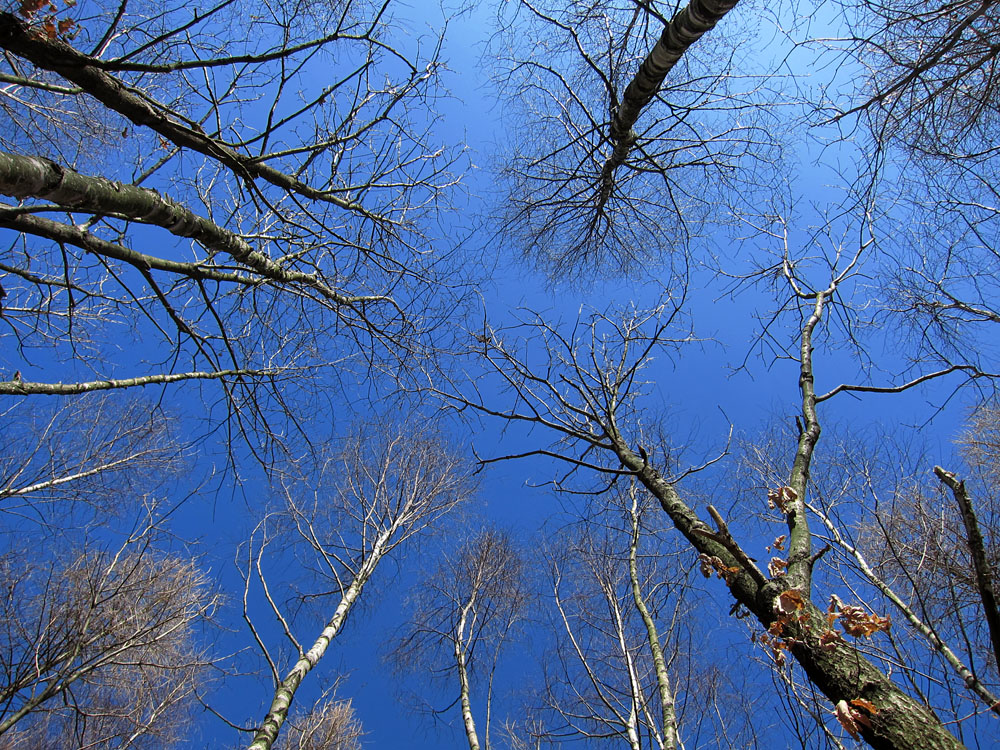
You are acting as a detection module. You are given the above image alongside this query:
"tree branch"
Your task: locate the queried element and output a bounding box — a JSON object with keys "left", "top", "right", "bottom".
{"left": 597, "top": 0, "right": 741, "bottom": 212}
{"left": 0, "top": 368, "right": 276, "bottom": 396}
{"left": 0, "top": 13, "right": 387, "bottom": 224}
{"left": 933, "top": 467, "right": 1000, "bottom": 680}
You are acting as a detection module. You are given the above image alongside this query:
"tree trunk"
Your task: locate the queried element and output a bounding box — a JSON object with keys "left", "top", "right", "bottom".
{"left": 597, "top": 0, "right": 741, "bottom": 210}
{"left": 627, "top": 491, "right": 679, "bottom": 750}
{"left": 455, "top": 605, "right": 482, "bottom": 750}
{"left": 247, "top": 527, "right": 392, "bottom": 750}
{"left": 613, "top": 442, "right": 966, "bottom": 750}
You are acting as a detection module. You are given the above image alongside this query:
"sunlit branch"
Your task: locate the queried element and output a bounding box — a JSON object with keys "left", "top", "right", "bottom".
{"left": 0, "top": 368, "right": 275, "bottom": 396}
{"left": 816, "top": 365, "right": 992, "bottom": 403}
{"left": 0, "top": 13, "right": 390, "bottom": 224}
{"left": 0, "top": 154, "right": 393, "bottom": 308}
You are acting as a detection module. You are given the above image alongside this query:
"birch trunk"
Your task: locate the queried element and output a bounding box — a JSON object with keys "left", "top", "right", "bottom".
{"left": 627, "top": 490, "right": 679, "bottom": 750}
{"left": 247, "top": 526, "right": 394, "bottom": 750}
{"left": 597, "top": 0, "right": 741, "bottom": 210}
{"left": 454, "top": 604, "right": 482, "bottom": 750}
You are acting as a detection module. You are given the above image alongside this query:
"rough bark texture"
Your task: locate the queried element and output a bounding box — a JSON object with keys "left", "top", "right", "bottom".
{"left": 613, "top": 443, "right": 967, "bottom": 750}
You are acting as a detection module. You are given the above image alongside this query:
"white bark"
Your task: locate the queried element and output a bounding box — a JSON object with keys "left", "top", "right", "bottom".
{"left": 0, "top": 369, "right": 272, "bottom": 396}
{"left": 248, "top": 523, "right": 396, "bottom": 750}
{"left": 455, "top": 602, "right": 482, "bottom": 750}
{"left": 627, "top": 488, "right": 679, "bottom": 750}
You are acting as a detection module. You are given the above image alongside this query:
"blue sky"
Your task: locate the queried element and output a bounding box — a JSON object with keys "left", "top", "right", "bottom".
{"left": 2, "top": 0, "right": 998, "bottom": 747}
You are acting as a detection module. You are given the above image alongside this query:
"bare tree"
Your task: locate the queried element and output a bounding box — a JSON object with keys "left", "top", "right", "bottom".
{"left": 0, "top": 395, "right": 186, "bottom": 524}
{"left": 279, "top": 694, "right": 364, "bottom": 750}
{"left": 438, "top": 241, "right": 995, "bottom": 749}
{"left": 0, "top": 395, "right": 218, "bottom": 747}
{"left": 5, "top": 2, "right": 1000, "bottom": 749}
{"left": 492, "top": 0, "right": 778, "bottom": 274}
{"left": 0, "top": 0, "right": 466, "bottom": 455}
{"left": 6, "top": 390, "right": 297, "bottom": 750}
{"left": 794, "top": 0, "right": 1000, "bottom": 383}
{"left": 0, "top": 3, "right": 474, "bottom": 746}
{"left": 520, "top": 480, "right": 771, "bottom": 750}
{"left": 392, "top": 527, "right": 527, "bottom": 750}
{"left": 0, "top": 543, "right": 217, "bottom": 748}
{"left": 829, "top": 0, "right": 1000, "bottom": 162}
{"left": 242, "top": 417, "right": 474, "bottom": 750}
{"left": 535, "top": 482, "right": 685, "bottom": 750}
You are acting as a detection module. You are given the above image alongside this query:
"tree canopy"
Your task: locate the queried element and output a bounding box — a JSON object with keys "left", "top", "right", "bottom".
{"left": 1, "top": 0, "right": 998, "bottom": 748}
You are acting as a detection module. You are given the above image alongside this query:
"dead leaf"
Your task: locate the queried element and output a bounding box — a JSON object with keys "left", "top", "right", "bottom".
{"left": 835, "top": 700, "right": 860, "bottom": 740}
{"left": 776, "top": 588, "right": 805, "bottom": 614}
{"left": 767, "top": 486, "right": 798, "bottom": 512}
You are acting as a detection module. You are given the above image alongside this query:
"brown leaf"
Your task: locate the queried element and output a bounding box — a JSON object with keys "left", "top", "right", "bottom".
{"left": 698, "top": 553, "right": 741, "bottom": 583}
{"left": 768, "top": 557, "right": 787, "bottom": 577}
{"left": 698, "top": 553, "right": 716, "bottom": 578}
{"left": 819, "top": 630, "right": 842, "bottom": 649}
{"left": 767, "top": 534, "right": 787, "bottom": 552}
{"left": 840, "top": 605, "right": 891, "bottom": 638}
{"left": 18, "top": 0, "right": 49, "bottom": 17}
{"left": 767, "top": 486, "right": 798, "bottom": 512}
{"left": 850, "top": 698, "right": 878, "bottom": 715}
{"left": 835, "top": 700, "right": 860, "bottom": 740}
{"left": 776, "top": 588, "right": 805, "bottom": 614}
